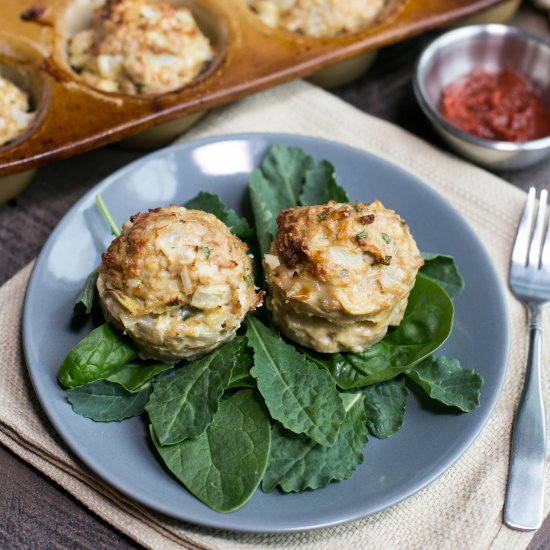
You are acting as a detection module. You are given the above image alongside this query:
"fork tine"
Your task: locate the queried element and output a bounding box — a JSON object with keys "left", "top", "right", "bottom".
{"left": 528, "top": 189, "right": 548, "bottom": 268}
{"left": 540, "top": 190, "right": 550, "bottom": 270}
{"left": 512, "top": 187, "right": 536, "bottom": 267}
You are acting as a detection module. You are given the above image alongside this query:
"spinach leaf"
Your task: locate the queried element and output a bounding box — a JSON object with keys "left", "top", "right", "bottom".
{"left": 146, "top": 337, "right": 241, "bottom": 445}
{"left": 420, "top": 253, "right": 465, "bottom": 298}
{"left": 262, "top": 392, "right": 367, "bottom": 493}
{"left": 406, "top": 356, "right": 483, "bottom": 412}
{"left": 299, "top": 160, "right": 349, "bottom": 205}
{"left": 363, "top": 377, "right": 408, "bottom": 439}
{"left": 246, "top": 316, "right": 345, "bottom": 446}
{"left": 67, "top": 380, "right": 150, "bottom": 421}
{"left": 107, "top": 360, "right": 173, "bottom": 392}
{"left": 58, "top": 324, "right": 137, "bottom": 388}
{"left": 309, "top": 274, "right": 453, "bottom": 389}
{"left": 184, "top": 191, "right": 254, "bottom": 242}
{"left": 151, "top": 389, "right": 271, "bottom": 513}
{"left": 73, "top": 271, "right": 98, "bottom": 318}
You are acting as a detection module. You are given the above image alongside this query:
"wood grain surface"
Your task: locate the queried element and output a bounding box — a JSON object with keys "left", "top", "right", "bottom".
{"left": 0, "top": 3, "right": 549, "bottom": 548}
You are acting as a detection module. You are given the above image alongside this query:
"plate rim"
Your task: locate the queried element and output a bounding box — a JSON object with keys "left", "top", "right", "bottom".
{"left": 22, "top": 132, "right": 510, "bottom": 533}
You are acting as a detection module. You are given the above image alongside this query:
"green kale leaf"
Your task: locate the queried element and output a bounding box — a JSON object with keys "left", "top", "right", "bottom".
{"left": 73, "top": 271, "right": 98, "bottom": 318}
{"left": 299, "top": 160, "right": 350, "bottom": 205}
{"left": 406, "top": 356, "right": 483, "bottom": 412}
{"left": 262, "top": 392, "right": 367, "bottom": 492}
{"left": 259, "top": 143, "right": 316, "bottom": 206}
{"left": 146, "top": 337, "right": 241, "bottom": 445}
{"left": 246, "top": 316, "right": 345, "bottom": 446}
{"left": 420, "top": 253, "right": 465, "bottom": 298}
{"left": 184, "top": 191, "right": 254, "bottom": 242}
{"left": 151, "top": 389, "right": 271, "bottom": 513}
{"left": 249, "top": 145, "right": 315, "bottom": 258}
{"left": 226, "top": 336, "right": 256, "bottom": 389}
{"left": 362, "top": 377, "right": 408, "bottom": 439}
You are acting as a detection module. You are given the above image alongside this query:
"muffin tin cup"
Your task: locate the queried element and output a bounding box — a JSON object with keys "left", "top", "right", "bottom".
{"left": 454, "top": 0, "right": 521, "bottom": 26}
{"left": 0, "top": 41, "right": 46, "bottom": 201}
{"left": 0, "top": 169, "right": 36, "bottom": 204}
{"left": 118, "top": 110, "right": 208, "bottom": 149}
{"left": 307, "top": 50, "right": 379, "bottom": 89}
{"left": 0, "top": 0, "right": 511, "bottom": 180}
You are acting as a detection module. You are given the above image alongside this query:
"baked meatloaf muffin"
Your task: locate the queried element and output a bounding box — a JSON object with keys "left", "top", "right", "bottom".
{"left": 246, "top": 0, "right": 386, "bottom": 37}
{"left": 98, "top": 205, "right": 262, "bottom": 361}
{"left": 264, "top": 200, "right": 423, "bottom": 353}
{"left": 68, "top": 0, "right": 214, "bottom": 94}
{"left": 0, "top": 74, "right": 34, "bottom": 146}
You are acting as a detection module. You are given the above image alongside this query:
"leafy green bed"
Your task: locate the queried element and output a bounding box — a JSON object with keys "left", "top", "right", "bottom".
{"left": 58, "top": 144, "right": 483, "bottom": 513}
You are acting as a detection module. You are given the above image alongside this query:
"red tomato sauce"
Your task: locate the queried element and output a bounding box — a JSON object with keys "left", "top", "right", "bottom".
{"left": 440, "top": 67, "right": 550, "bottom": 142}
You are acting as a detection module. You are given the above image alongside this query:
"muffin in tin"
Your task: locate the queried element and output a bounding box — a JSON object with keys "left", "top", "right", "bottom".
{"left": 0, "top": 73, "right": 35, "bottom": 147}
{"left": 246, "top": 0, "right": 387, "bottom": 37}
{"left": 264, "top": 201, "right": 423, "bottom": 353}
{"left": 68, "top": 0, "right": 214, "bottom": 94}
{"left": 0, "top": 69, "right": 37, "bottom": 204}
{"left": 98, "top": 205, "right": 263, "bottom": 362}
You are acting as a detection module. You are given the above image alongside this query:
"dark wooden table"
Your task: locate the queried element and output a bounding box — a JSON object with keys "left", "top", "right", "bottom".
{"left": 1, "top": 4, "right": 549, "bottom": 548}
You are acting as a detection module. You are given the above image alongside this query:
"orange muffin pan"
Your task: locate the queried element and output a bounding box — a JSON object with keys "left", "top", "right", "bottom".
{"left": 0, "top": 0, "right": 509, "bottom": 177}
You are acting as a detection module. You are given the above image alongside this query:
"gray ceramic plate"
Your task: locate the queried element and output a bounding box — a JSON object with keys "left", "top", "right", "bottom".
{"left": 22, "top": 133, "right": 509, "bottom": 533}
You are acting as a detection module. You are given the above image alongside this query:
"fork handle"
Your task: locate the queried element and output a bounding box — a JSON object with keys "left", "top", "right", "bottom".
{"left": 504, "top": 308, "right": 547, "bottom": 531}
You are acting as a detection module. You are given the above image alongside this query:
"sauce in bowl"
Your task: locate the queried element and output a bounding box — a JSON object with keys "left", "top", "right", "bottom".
{"left": 440, "top": 67, "right": 550, "bottom": 142}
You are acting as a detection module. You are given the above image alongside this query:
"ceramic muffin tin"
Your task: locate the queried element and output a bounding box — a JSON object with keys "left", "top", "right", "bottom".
{"left": 0, "top": 0, "right": 514, "bottom": 179}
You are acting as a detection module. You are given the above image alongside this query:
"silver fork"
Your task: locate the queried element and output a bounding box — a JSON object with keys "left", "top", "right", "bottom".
{"left": 504, "top": 187, "right": 548, "bottom": 531}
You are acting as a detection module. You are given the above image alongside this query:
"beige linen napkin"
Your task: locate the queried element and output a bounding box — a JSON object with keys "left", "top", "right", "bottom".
{"left": 1, "top": 79, "right": 548, "bottom": 550}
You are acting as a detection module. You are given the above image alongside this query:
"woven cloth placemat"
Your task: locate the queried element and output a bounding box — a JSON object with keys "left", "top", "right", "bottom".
{"left": 1, "top": 79, "right": 548, "bottom": 549}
